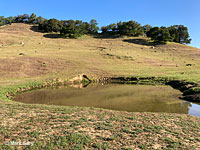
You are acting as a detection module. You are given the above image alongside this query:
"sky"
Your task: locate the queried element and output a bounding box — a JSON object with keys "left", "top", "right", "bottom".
{"left": 1, "top": 0, "right": 199, "bottom": 48}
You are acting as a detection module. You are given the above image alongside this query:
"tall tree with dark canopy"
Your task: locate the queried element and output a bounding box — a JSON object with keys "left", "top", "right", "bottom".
{"left": 142, "top": 24, "right": 152, "bottom": 34}
{"left": 168, "top": 25, "right": 191, "bottom": 44}
{"left": 147, "top": 27, "right": 171, "bottom": 43}
{"left": 101, "top": 26, "right": 109, "bottom": 33}
{"left": 159, "top": 27, "right": 172, "bottom": 42}
{"left": 117, "top": 20, "right": 143, "bottom": 36}
{"left": 60, "top": 20, "right": 84, "bottom": 38}
{"left": 6, "top": 16, "right": 15, "bottom": 24}
{"left": 146, "top": 27, "right": 159, "bottom": 41}
{"left": 40, "top": 19, "right": 62, "bottom": 32}
{"left": 15, "top": 14, "right": 29, "bottom": 23}
{"left": 89, "top": 19, "right": 99, "bottom": 34}
{"left": 29, "top": 13, "right": 37, "bottom": 24}
{"left": 108, "top": 23, "right": 117, "bottom": 32}
{"left": 36, "top": 16, "right": 46, "bottom": 24}
{"left": 0, "top": 16, "right": 6, "bottom": 26}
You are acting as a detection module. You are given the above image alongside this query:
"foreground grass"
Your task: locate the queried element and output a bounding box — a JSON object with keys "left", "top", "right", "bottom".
{"left": 0, "top": 101, "right": 199, "bottom": 149}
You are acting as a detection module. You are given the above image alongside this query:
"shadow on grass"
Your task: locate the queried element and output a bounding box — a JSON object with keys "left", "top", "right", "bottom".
{"left": 30, "top": 26, "right": 64, "bottom": 39}
{"left": 123, "top": 38, "right": 165, "bottom": 46}
{"left": 30, "top": 26, "right": 44, "bottom": 33}
{"left": 43, "top": 34, "right": 65, "bottom": 39}
{"left": 93, "top": 33, "right": 122, "bottom": 39}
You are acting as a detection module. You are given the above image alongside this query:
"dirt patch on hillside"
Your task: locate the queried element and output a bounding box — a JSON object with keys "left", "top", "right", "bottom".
{"left": 0, "top": 56, "right": 74, "bottom": 78}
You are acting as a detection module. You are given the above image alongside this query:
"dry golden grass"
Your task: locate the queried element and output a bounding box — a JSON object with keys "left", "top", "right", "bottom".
{"left": 0, "top": 23, "right": 200, "bottom": 86}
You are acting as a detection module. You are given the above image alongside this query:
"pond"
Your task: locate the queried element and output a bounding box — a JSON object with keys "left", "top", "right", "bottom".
{"left": 14, "top": 84, "right": 200, "bottom": 117}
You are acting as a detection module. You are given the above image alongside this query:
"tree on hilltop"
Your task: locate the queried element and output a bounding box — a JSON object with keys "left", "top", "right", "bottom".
{"left": 36, "top": 16, "right": 46, "bottom": 24}
{"left": 89, "top": 19, "right": 99, "bottom": 34}
{"left": 108, "top": 23, "right": 117, "bottom": 32}
{"left": 146, "top": 27, "right": 171, "bottom": 43}
{"left": 29, "top": 13, "right": 37, "bottom": 24}
{"left": 0, "top": 16, "right": 6, "bottom": 26}
{"left": 142, "top": 24, "right": 152, "bottom": 34}
{"left": 6, "top": 16, "right": 15, "bottom": 24}
{"left": 168, "top": 25, "right": 191, "bottom": 44}
{"left": 39, "top": 19, "right": 62, "bottom": 32}
{"left": 15, "top": 14, "right": 29, "bottom": 23}
{"left": 60, "top": 20, "right": 84, "bottom": 38}
{"left": 101, "top": 26, "right": 109, "bottom": 33}
{"left": 117, "top": 20, "right": 143, "bottom": 36}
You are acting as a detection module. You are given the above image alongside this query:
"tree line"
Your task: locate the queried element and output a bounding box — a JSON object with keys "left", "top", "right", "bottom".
{"left": 0, "top": 13, "right": 191, "bottom": 44}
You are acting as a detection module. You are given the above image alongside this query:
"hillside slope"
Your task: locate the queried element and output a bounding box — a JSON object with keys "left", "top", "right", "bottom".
{"left": 0, "top": 23, "right": 200, "bottom": 84}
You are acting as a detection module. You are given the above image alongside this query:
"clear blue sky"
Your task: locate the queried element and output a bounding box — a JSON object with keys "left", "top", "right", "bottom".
{"left": 1, "top": 0, "right": 199, "bottom": 48}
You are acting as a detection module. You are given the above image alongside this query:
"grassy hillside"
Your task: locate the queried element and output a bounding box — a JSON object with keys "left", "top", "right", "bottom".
{"left": 0, "top": 23, "right": 200, "bottom": 84}
{"left": 0, "top": 23, "right": 200, "bottom": 149}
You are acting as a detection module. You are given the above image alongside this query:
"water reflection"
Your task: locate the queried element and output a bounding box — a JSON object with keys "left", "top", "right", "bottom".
{"left": 14, "top": 84, "right": 200, "bottom": 117}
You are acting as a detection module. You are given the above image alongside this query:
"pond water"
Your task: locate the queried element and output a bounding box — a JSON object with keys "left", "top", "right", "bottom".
{"left": 14, "top": 84, "right": 200, "bottom": 117}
